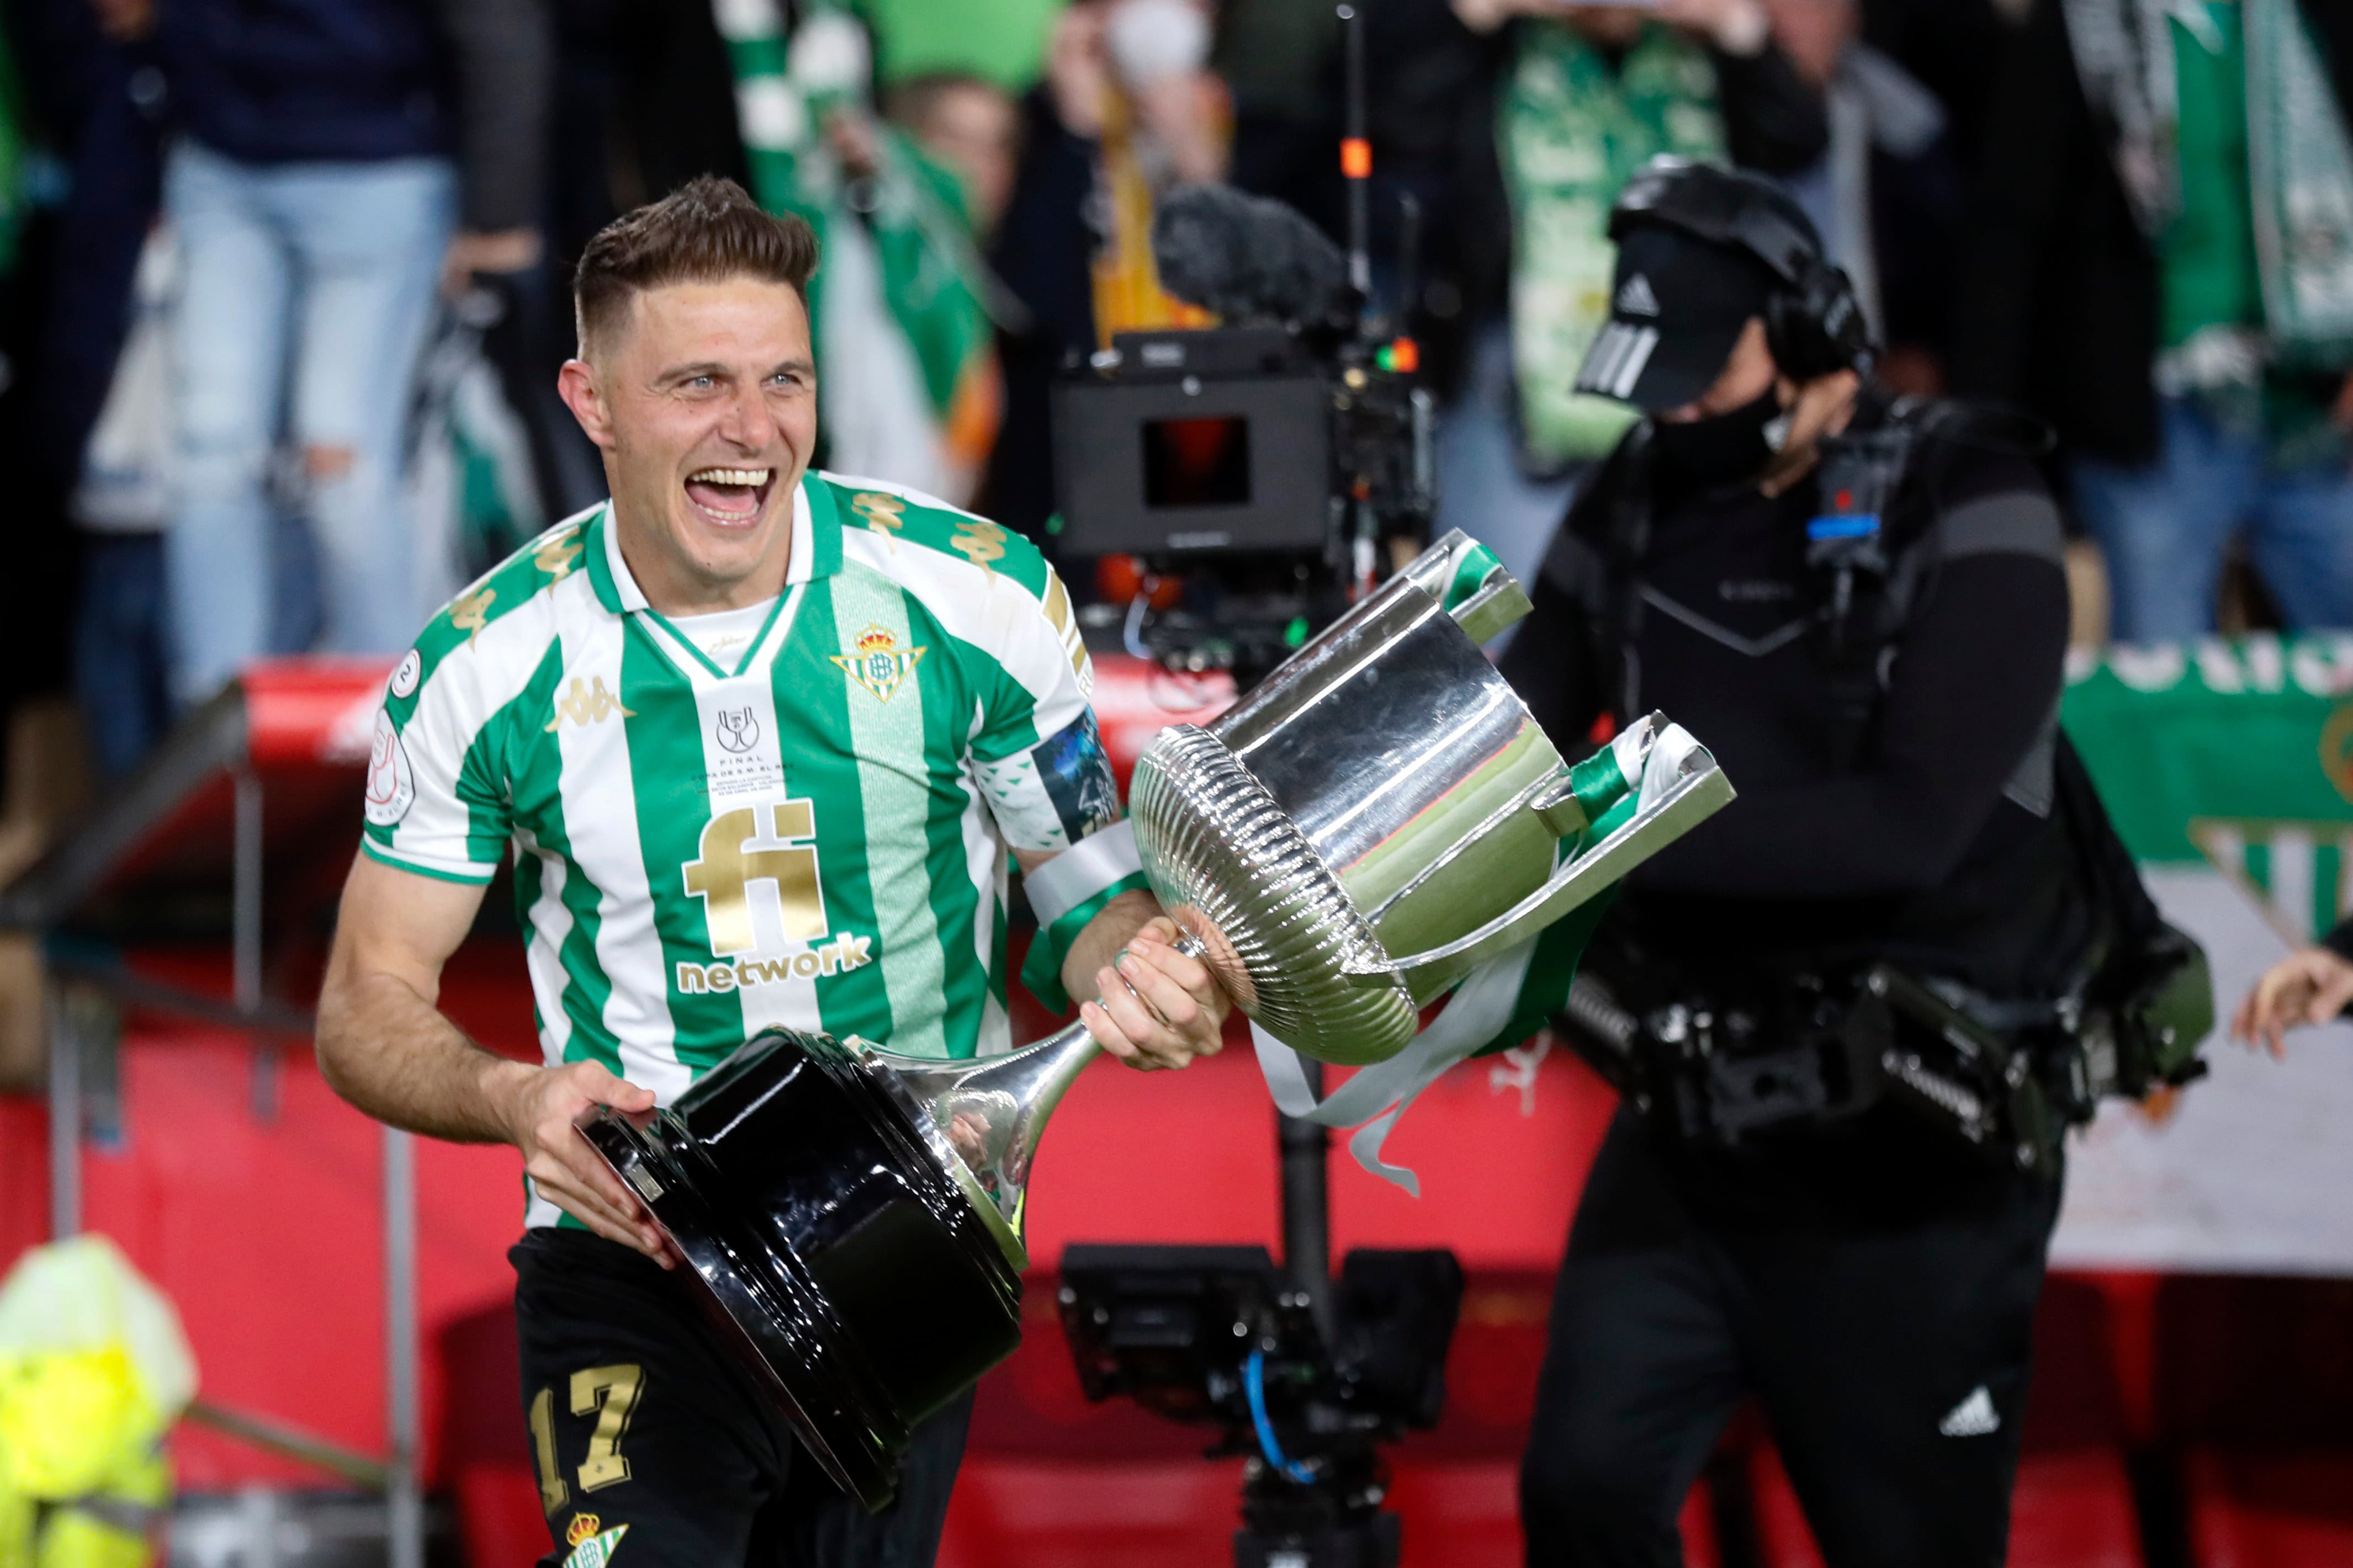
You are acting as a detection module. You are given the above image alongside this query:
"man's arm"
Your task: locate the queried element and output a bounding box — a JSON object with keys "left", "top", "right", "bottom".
{"left": 316, "top": 852, "right": 670, "bottom": 1262}
{"left": 431, "top": 0, "right": 553, "bottom": 293}
{"left": 1670, "top": 0, "right": 1830, "bottom": 177}
{"left": 1013, "top": 851, "right": 1231, "bottom": 1071}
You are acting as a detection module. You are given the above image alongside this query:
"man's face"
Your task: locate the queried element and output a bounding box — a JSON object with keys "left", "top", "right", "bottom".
{"left": 1656, "top": 317, "right": 1780, "bottom": 423}
{"left": 912, "top": 83, "right": 1021, "bottom": 236}
{"left": 561, "top": 277, "right": 818, "bottom": 607}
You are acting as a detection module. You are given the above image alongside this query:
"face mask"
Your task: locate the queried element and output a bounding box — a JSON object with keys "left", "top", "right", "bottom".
{"left": 1647, "top": 387, "right": 1788, "bottom": 491}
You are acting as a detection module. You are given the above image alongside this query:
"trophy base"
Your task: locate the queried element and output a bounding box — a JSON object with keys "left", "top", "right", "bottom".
{"left": 579, "top": 1030, "right": 1024, "bottom": 1514}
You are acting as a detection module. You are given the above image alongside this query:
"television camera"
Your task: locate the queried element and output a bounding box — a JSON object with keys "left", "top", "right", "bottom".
{"left": 1049, "top": 184, "right": 1434, "bottom": 682}
{"left": 1058, "top": 1245, "right": 1462, "bottom": 1568}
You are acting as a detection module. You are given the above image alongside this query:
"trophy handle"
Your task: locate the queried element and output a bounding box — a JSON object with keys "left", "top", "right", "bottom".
{"left": 1341, "top": 751, "right": 1737, "bottom": 990}
{"left": 868, "top": 931, "right": 1213, "bottom": 1259}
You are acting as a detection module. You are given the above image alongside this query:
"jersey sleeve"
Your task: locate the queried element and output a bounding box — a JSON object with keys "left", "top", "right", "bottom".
{"left": 966, "top": 565, "right": 1122, "bottom": 854}
{"left": 361, "top": 650, "right": 515, "bottom": 884}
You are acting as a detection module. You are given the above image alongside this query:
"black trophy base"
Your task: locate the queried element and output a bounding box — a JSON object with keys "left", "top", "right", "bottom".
{"left": 579, "top": 1029, "right": 1022, "bottom": 1513}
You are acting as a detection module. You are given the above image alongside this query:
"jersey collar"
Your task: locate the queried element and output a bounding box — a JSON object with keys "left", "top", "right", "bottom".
{"left": 584, "top": 470, "right": 842, "bottom": 618}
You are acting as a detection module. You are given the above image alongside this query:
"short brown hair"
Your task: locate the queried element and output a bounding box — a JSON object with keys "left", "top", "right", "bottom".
{"left": 573, "top": 176, "right": 821, "bottom": 356}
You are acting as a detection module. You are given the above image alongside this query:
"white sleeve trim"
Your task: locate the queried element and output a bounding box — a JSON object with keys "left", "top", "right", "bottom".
{"left": 1022, "top": 820, "right": 1142, "bottom": 926}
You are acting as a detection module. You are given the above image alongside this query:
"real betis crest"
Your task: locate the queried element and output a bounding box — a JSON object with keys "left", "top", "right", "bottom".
{"left": 562, "top": 1514, "right": 628, "bottom": 1568}
{"left": 831, "top": 624, "right": 926, "bottom": 703}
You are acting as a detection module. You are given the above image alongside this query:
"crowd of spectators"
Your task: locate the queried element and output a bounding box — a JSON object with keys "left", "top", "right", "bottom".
{"left": 0, "top": 0, "right": 2349, "bottom": 787}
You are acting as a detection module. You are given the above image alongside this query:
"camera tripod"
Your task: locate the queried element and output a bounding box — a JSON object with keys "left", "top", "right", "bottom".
{"left": 1232, "top": 1057, "right": 1411, "bottom": 1568}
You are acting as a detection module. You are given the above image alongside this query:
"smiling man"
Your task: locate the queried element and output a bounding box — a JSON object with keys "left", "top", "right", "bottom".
{"left": 314, "top": 177, "right": 1227, "bottom": 1567}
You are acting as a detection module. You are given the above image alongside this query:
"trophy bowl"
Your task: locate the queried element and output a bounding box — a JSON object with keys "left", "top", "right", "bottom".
{"left": 1132, "top": 531, "right": 1734, "bottom": 1064}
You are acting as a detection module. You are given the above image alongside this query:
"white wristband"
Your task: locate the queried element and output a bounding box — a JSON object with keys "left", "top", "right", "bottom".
{"left": 1023, "top": 820, "right": 1144, "bottom": 928}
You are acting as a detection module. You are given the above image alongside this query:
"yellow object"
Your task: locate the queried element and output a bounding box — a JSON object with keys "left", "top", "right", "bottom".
{"left": 0, "top": 1237, "right": 196, "bottom": 1568}
{"left": 0, "top": 1485, "right": 29, "bottom": 1568}
{"left": 0, "top": 1349, "right": 146, "bottom": 1498}
{"left": 1089, "top": 84, "right": 1217, "bottom": 344}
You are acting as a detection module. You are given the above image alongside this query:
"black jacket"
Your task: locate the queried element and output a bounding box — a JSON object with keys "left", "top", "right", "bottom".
{"left": 1499, "top": 396, "right": 2091, "bottom": 1224}
{"left": 1949, "top": 0, "right": 2353, "bottom": 465}
{"left": 1499, "top": 396, "right": 2085, "bottom": 1002}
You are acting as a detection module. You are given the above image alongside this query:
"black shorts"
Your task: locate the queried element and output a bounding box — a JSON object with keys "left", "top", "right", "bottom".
{"left": 511, "top": 1228, "right": 973, "bottom": 1568}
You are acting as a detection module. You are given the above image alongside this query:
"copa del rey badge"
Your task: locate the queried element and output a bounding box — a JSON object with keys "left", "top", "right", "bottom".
{"left": 831, "top": 624, "right": 925, "bottom": 703}
{"left": 363, "top": 709, "right": 415, "bottom": 826}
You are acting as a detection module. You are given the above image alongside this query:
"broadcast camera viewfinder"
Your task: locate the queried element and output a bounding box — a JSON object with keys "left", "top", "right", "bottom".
{"left": 1052, "top": 327, "right": 1335, "bottom": 558}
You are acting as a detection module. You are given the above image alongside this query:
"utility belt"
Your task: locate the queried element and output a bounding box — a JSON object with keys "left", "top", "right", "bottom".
{"left": 1560, "top": 940, "right": 2212, "bottom": 1177}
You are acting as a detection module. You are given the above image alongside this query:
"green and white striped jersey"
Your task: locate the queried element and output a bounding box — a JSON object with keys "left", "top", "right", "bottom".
{"left": 361, "top": 472, "right": 1120, "bottom": 1228}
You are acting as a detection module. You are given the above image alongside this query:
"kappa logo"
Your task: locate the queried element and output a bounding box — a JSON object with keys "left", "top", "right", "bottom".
{"left": 714, "top": 706, "right": 760, "bottom": 753}
{"left": 561, "top": 1514, "right": 628, "bottom": 1568}
{"left": 850, "top": 490, "right": 907, "bottom": 545}
{"left": 1616, "top": 273, "right": 1662, "bottom": 317}
{"left": 534, "top": 527, "right": 584, "bottom": 585}
{"left": 450, "top": 585, "right": 496, "bottom": 645}
{"left": 830, "top": 626, "right": 926, "bottom": 704}
{"left": 545, "top": 676, "right": 637, "bottom": 732}
{"left": 952, "top": 516, "right": 1008, "bottom": 578}
{"left": 1938, "top": 1386, "right": 2000, "bottom": 1438}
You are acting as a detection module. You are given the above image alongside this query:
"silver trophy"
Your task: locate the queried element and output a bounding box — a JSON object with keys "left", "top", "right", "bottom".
{"left": 882, "top": 530, "right": 1734, "bottom": 1244}
{"left": 582, "top": 531, "right": 1734, "bottom": 1508}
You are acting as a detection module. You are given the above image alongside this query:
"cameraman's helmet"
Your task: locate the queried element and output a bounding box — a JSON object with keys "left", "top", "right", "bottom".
{"left": 1573, "top": 157, "right": 1874, "bottom": 411}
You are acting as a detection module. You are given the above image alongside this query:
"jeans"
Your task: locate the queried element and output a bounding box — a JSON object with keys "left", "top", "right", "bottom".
{"left": 72, "top": 534, "right": 173, "bottom": 779}
{"left": 164, "top": 139, "right": 454, "bottom": 704}
{"left": 2070, "top": 394, "right": 2353, "bottom": 642}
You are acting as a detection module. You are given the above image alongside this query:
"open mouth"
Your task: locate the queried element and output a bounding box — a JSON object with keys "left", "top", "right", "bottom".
{"left": 684, "top": 466, "right": 777, "bottom": 527}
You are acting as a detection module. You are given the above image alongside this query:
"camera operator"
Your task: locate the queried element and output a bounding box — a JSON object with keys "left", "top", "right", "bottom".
{"left": 1498, "top": 158, "right": 2087, "bottom": 1566}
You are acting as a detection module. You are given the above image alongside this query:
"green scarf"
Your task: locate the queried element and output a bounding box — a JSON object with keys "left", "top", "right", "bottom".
{"left": 2244, "top": 0, "right": 2353, "bottom": 365}
{"left": 711, "top": 0, "right": 993, "bottom": 421}
{"left": 2064, "top": 0, "right": 2353, "bottom": 368}
{"left": 1497, "top": 23, "right": 1727, "bottom": 473}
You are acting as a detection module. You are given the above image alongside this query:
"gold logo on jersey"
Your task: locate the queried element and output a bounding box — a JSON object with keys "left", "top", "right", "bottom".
{"left": 951, "top": 517, "right": 1007, "bottom": 579}
{"left": 535, "top": 527, "right": 584, "bottom": 586}
{"left": 675, "top": 933, "right": 873, "bottom": 994}
{"left": 683, "top": 802, "right": 826, "bottom": 955}
{"left": 450, "top": 586, "right": 496, "bottom": 645}
{"left": 850, "top": 491, "right": 907, "bottom": 548}
{"left": 830, "top": 625, "right": 926, "bottom": 704}
{"left": 544, "top": 676, "right": 637, "bottom": 731}
{"left": 1041, "top": 568, "right": 1087, "bottom": 679}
